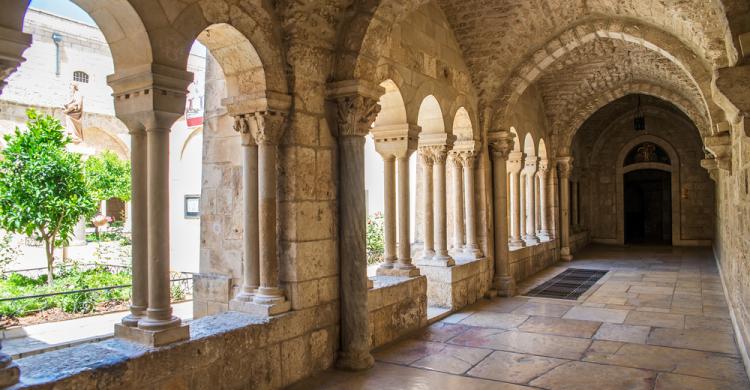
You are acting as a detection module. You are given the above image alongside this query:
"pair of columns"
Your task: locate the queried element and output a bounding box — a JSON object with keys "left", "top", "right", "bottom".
{"left": 377, "top": 150, "right": 419, "bottom": 276}
{"left": 489, "top": 132, "right": 516, "bottom": 296}
{"left": 229, "top": 110, "right": 291, "bottom": 316}
{"left": 558, "top": 157, "right": 574, "bottom": 261}
{"left": 507, "top": 152, "right": 550, "bottom": 248}
{"left": 448, "top": 150, "right": 482, "bottom": 258}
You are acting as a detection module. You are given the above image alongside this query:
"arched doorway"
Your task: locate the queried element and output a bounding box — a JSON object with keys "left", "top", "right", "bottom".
{"left": 624, "top": 169, "right": 671, "bottom": 244}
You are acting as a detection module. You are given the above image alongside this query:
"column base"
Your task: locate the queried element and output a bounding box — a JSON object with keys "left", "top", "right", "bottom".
{"left": 336, "top": 349, "right": 374, "bottom": 371}
{"left": 0, "top": 353, "right": 20, "bottom": 388}
{"left": 560, "top": 247, "right": 573, "bottom": 262}
{"left": 230, "top": 298, "right": 291, "bottom": 317}
{"left": 463, "top": 246, "right": 483, "bottom": 258}
{"left": 416, "top": 254, "right": 455, "bottom": 267}
{"left": 120, "top": 311, "right": 145, "bottom": 327}
{"left": 524, "top": 235, "right": 540, "bottom": 245}
{"left": 114, "top": 322, "right": 189, "bottom": 347}
{"left": 494, "top": 275, "right": 517, "bottom": 297}
{"left": 376, "top": 265, "right": 420, "bottom": 277}
{"left": 509, "top": 238, "right": 526, "bottom": 248}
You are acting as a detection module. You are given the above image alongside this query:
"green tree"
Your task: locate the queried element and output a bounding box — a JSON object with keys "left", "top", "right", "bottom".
{"left": 0, "top": 110, "right": 95, "bottom": 284}
{"left": 84, "top": 150, "right": 131, "bottom": 206}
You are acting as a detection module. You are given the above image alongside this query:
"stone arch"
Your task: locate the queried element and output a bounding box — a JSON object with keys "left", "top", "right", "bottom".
{"left": 523, "top": 133, "right": 536, "bottom": 157}
{"left": 538, "top": 139, "right": 548, "bottom": 160}
{"left": 452, "top": 107, "right": 473, "bottom": 141}
{"left": 558, "top": 85, "right": 707, "bottom": 156}
{"left": 416, "top": 95, "right": 445, "bottom": 135}
{"left": 614, "top": 134, "right": 682, "bottom": 245}
{"left": 492, "top": 18, "right": 721, "bottom": 135}
{"left": 83, "top": 127, "right": 129, "bottom": 159}
{"left": 180, "top": 126, "right": 203, "bottom": 160}
{"left": 510, "top": 127, "right": 521, "bottom": 152}
{"left": 374, "top": 79, "right": 408, "bottom": 128}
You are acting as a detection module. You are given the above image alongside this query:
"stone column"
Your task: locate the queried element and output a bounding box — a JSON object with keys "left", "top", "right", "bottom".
{"left": 558, "top": 157, "right": 573, "bottom": 261}
{"left": 396, "top": 153, "right": 418, "bottom": 274}
{"left": 419, "top": 148, "right": 435, "bottom": 260}
{"left": 537, "top": 160, "right": 550, "bottom": 241}
{"left": 250, "top": 112, "right": 290, "bottom": 314}
{"left": 431, "top": 146, "right": 454, "bottom": 266}
{"left": 230, "top": 115, "right": 259, "bottom": 304}
{"left": 571, "top": 180, "right": 579, "bottom": 231}
{"left": 489, "top": 132, "right": 516, "bottom": 296}
{"left": 380, "top": 153, "right": 397, "bottom": 269}
{"left": 121, "top": 127, "right": 148, "bottom": 327}
{"left": 449, "top": 152, "right": 464, "bottom": 254}
{"left": 524, "top": 156, "right": 539, "bottom": 245}
{"left": 461, "top": 151, "right": 482, "bottom": 257}
{"left": 0, "top": 341, "right": 19, "bottom": 388}
{"left": 508, "top": 151, "right": 525, "bottom": 248}
{"left": 329, "top": 81, "right": 383, "bottom": 371}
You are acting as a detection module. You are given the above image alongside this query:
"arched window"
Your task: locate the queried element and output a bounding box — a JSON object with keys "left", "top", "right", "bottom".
{"left": 624, "top": 142, "right": 670, "bottom": 166}
{"left": 73, "top": 71, "right": 89, "bottom": 83}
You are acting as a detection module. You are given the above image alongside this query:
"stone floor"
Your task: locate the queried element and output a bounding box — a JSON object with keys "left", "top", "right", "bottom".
{"left": 291, "top": 245, "right": 750, "bottom": 389}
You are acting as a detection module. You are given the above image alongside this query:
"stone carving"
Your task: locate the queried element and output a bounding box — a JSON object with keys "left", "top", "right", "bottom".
{"left": 418, "top": 147, "right": 434, "bottom": 166}
{"left": 62, "top": 82, "right": 84, "bottom": 143}
{"left": 427, "top": 145, "right": 448, "bottom": 164}
{"left": 248, "top": 111, "right": 286, "bottom": 145}
{"left": 334, "top": 95, "right": 381, "bottom": 137}
{"left": 489, "top": 137, "right": 514, "bottom": 160}
{"left": 634, "top": 142, "right": 657, "bottom": 162}
{"left": 459, "top": 151, "right": 477, "bottom": 168}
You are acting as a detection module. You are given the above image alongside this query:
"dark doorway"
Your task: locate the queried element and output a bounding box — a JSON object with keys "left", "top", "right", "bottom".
{"left": 624, "top": 169, "right": 671, "bottom": 244}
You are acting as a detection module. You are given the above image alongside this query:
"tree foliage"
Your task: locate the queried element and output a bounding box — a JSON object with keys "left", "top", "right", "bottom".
{"left": 0, "top": 110, "right": 95, "bottom": 284}
{"left": 84, "top": 150, "right": 131, "bottom": 204}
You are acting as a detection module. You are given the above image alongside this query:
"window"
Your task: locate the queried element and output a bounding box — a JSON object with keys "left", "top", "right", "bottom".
{"left": 184, "top": 194, "right": 201, "bottom": 219}
{"left": 73, "top": 71, "right": 89, "bottom": 83}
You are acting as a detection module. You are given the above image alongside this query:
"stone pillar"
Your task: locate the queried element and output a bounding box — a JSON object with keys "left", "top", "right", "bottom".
{"left": 537, "top": 160, "right": 551, "bottom": 241}
{"left": 230, "top": 115, "right": 259, "bottom": 304}
{"left": 558, "top": 157, "right": 573, "bottom": 261}
{"left": 329, "top": 81, "right": 384, "bottom": 371}
{"left": 250, "top": 112, "right": 290, "bottom": 314}
{"left": 508, "top": 151, "right": 525, "bottom": 248}
{"left": 524, "top": 156, "right": 539, "bottom": 245}
{"left": 461, "top": 151, "right": 482, "bottom": 257}
{"left": 380, "top": 154, "right": 397, "bottom": 269}
{"left": 431, "top": 146, "right": 454, "bottom": 266}
{"left": 489, "top": 132, "right": 516, "bottom": 296}
{"left": 121, "top": 127, "right": 148, "bottom": 327}
{"left": 449, "top": 152, "right": 464, "bottom": 254}
{"left": 571, "top": 180, "right": 579, "bottom": 231}
{"left": 0, "top": 340, "right": 19, "bottom": 388}
{"left": 419, "top": 148, "right": 435, "bottom": 260}
{"left": 396, "top": 153, "right": 418, "bottom": 274}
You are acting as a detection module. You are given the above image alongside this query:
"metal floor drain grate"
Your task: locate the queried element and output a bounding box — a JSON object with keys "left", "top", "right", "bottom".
{"left": 525, "top": 268, "right": 608, "bottom": 300}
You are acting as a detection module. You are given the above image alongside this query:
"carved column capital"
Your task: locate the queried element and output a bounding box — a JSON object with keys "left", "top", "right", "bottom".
{"left": 328, "top": 80, "right": 385, "bottom": 138}
{"left": 536, "top": 159, "right": 549, "bottom": 177}
{"left": 508, "top": 151, "right": 524, "bottom": 173}
{"left": 448, "top": 150, "right": 463, "bottom": 168}
{"left": 418, "top": 147, "right": 434, "bottom": 166}
{"left": 458, "top": 150, "right": 478, "bottom": 168}
{"left": 488, "top": 131, "right": 515, "bottom": 161}
{"left": 429, "top": 145, "right": 449, "bottom": 165}
{"left": 557, "top": 156, "right": 574, "bottom": 179}
{"left": 233, "top": 114, "right": 256, "bottom": 146}
{"left": 248, "top": 111, "right": 287, "bottom": 145}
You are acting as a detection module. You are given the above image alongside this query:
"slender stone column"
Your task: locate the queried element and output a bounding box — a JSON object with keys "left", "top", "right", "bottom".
{"left": 432, "top": 146, "right": 454, "bottom": 266}
{"left": 450, "top": 152, "right": 464, "bottom": 254}
{"left": 571, "top": 180, "right": 579, "bottom": 231}
{"left": 489, "top": 132, "right": 516, "bottom": 296}
{"left": 232, "top": 115, "right": 259, "bottom": 302}
{"left": 396, "top": 154, "right": 417, "bottom": 272}
{"left": 519, "top": 173, "right": 526, "bottom": 239}
{"left": 461, "top": 151, "right": 482, "bottom": 257}
{"left": 508, "top": 151, "right": 525, "bottom": 248}
{"left": 419, "top": 148, "right": 435, "bottom": 260}
{"left": 537, "top": 160, "right": 551, "bottom": 241}
{"left": 380, "top": 154, "right": 397, "bottom": 268}
{"left": 558, "top": 157, "right": 573, "bottom": 261}
{"left": 250, "top": 112, "right": 289, "bottom": 310}
{"left": 329, "top": 83, "right": 383, "bottom": 371}
{"left": 121, "top": 127, "right": 148, "bottom": 327}
{"left": 524, "top": 157, "right": 539, "bottom": 245}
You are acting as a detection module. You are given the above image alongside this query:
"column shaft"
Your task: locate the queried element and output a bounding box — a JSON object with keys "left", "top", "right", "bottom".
{"left": 396, "top": 156, "right": 414, "bottom": 268}
{"left": 559, "top": 158, "right": 573, "bottom": 261}
{"left": 238, "top": 135, "right": 259, "bottom": 299}
{"left": 420, "top": 150, "right": 434, "bottom": 259}
{"left": 432, "top": 149, "right": 452, "bottom": 264}
{"left": 451, "top": 155, "right": 464, "bottom": 253}
{"left": 524, "top": 163, "right": 539, "bottom": 245}
{"left": 509, "top": 170, "right": 524, "bottom": 247}
{"left": 382, "top": 155, "right": 397, "bottom": 266}
{"left": 462, "top": 153, "right": 481, "bottom": 257}
{"left": 538, "top": 169, "right": 550, "bottom": 240}
{"left": 122, "top": 130, "right": 147, "bottom": 326}
{"left": 490, "top": 135, "right": 515, "bottom": 296}
{"left": 572, "top": 181, "right": 579, "bottom": 231}
{"left": 254, "top": 141, "right": 284, "bottom": 304}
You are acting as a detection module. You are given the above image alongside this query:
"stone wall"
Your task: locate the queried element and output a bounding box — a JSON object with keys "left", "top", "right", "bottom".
{"left": 419, "top": 257, "right": 491, "bottom": 309}
{"left": 509, "top": 241, "right": 558, "bottom": 283}
{"left": 368, "top": 276, "right": 428, "bottom": 348}
{"left": 714, "top": 126, "right": 750, "bottom": 372}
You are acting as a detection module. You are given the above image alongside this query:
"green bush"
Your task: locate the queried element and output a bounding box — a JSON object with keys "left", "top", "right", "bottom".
{"left": 366, "top": 212, "right": 385, "bottom": 265}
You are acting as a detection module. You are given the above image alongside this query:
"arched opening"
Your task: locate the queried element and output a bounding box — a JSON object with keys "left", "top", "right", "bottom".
{"left": 624, "top": 169, "right": 672, "bottom": 245}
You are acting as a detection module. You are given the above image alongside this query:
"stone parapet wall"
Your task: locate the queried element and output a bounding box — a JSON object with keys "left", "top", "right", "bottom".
{"left": 418, "top": 258, "right": 490, "bottom": 309}
{"left": 509, "top": 241, "right": 558, "bottom": 282}
{"left": 570, "top": 231, "right": 590, "bottom": 254}
{"left": 368, "top": 276, "right": 428, "bottom": 348}
{"left": 10, "top": 308, "right": 339, "bottom": 390}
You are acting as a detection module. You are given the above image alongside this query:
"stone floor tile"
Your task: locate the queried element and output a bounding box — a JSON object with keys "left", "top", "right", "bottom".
{"left": 654, "top": 373, "right": 740, "bottom": 390}
{"left": 372, "top": 339, "right": 446, "bottom": 364}
{"left": 703, "top": 305, "right": 731, "bottom": 319}
{"left": 441, "top": 312, "right": 473, "bottom": 324}
{"left": 647, "top": 327, "right": 739, "bottom": 355}
{"left": 593, "top": 323, "right": 650, "bottom": 344}
{"left": 627, "top": 293, "right": 673, "bottom": 309}
{"left": 684, "top": 315, "right": 734, "bottom": 333}
{"left": 511, "top": 302, "right": 573, "bottom": 318}
{"left": 450, "top": 328, "right": 592, "bottom": 360}
{"left": 529, "top": 361, "right": 656, "bottom": 390}
{"left": 562, "top": 306, "right": 629, "bottom": 323}
{"left": 288, "top": 362, "right": 534, "bottom": 390}
{"left": 625, "top": 311, "right": 684, "bottom": 329}
{"left": 585, "top": 294, "right": 629, "bottom": 305}
{"left": 474, "top": 297, "right": 529, "bottom": 313}
{"left": 586, "top": 340, "right": 623, "bottom": 354}
{"left": 467, "top": 350, "right": 568, "bottom": 384}
{"left": 518, "top": 316, "right": 602, "bottom": 339}
{"left": 410, "top": 344, "right": 492, "bottom": 375}
{"left": 458, "top": 312, "right": 529, "bottom": 329}
{"left": 417, "top": 322, "right": 471, "bottom": 342}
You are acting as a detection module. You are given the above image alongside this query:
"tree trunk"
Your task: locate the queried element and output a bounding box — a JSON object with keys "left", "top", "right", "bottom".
{"left": 44, "top": 238, "right": 54, "bottom": 286}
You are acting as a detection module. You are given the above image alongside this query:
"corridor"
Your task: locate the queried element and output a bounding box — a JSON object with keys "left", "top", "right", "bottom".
{"left": 292, "top": 245, "right": 749, "bottom": 389}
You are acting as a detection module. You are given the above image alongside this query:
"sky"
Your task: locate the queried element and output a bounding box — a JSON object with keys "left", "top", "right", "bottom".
{"left": 30, "top": 0, "right": 96, "bottom": 25}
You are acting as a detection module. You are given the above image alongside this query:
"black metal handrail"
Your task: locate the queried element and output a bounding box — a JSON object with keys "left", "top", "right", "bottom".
{"left": 0, "top": 277, "right": 192, "bottom": 303}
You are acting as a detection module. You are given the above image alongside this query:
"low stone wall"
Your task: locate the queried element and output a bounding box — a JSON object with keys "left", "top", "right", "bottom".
{"left": 418, "top": 257, "right": 491, "bottom": 309}
{"left": 368, "top": 276, "right": 428, "bottom": 348}
{"left": 192, "top": 273, "right": 234, "bottom": 318}
{"left": 509, "top": 241, "right": 558, "bottom": 282}
{"left": 10, "top": 306, "right": 339, "bottom": 390}
{"left": 570, "top": 230, "right": 590, "bottom": 254}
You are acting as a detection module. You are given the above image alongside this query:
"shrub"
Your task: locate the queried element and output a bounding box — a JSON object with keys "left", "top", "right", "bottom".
{"left": 366, "top": 212, "right": 385, "bottom": 265}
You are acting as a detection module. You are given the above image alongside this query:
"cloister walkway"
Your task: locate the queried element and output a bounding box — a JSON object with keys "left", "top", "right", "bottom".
{"left": 292, "top": 245, "right": 749, "bottom": 389}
